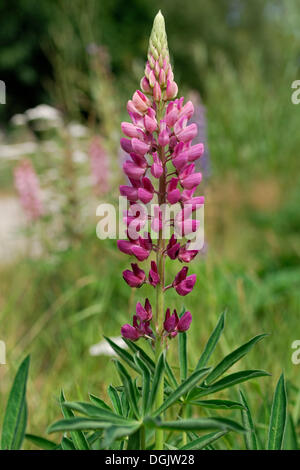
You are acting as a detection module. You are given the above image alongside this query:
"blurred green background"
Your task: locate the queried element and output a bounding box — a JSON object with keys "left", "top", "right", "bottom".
{"left": 0, "top": 0, "right": 299, "bottom": 448}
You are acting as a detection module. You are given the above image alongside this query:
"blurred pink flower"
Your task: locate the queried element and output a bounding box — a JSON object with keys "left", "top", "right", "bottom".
{"left": 89, "top": 137, "right": 110, "bottom": 195}
{"left": 14, "top": 159, "right": 44, "bottom": 221}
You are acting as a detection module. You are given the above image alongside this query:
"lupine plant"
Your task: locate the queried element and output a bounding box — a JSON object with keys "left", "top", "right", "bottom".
{"left": 1, "top": 11, "right": 292, "bottom": 452}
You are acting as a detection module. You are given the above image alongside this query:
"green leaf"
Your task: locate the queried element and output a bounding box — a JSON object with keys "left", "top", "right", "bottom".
{"left": 25, "top": 434, "right": 58, "bottom": 450}
{"left": 154, "top": 367, "right": 211, "bottom": 416}
{"left": 196, "top": 311, "right": 225, "bottom": 370}
{"left": 62, "top": 401, "right": 130, "bottom": 424}
{"left": 103, "top": 423, "right": 141, "bottom": 449}
{"left": 180, "top": 430, "right": 228, "bottom": 450}
{"left": 124, "top": 339, "right": 178, "bottom": 389}
{"left": 283, "top": 414, "right": 298, "bottom": 450}
{"left": 60, "top": 391, "right": 90, "bottom": 450}
{"left": 239, "top": 389, "right": 258, "bottom": 450}
{"left": 267, "top": 373, "right": 287, "bottom": 450}
{"left": 61, "top": 437, "right": 76, "bottom": 450}
{"left": 127, "top": 428, "right": 141, "bottom": 450}
{"left": 89, "top": 394, "right": 112, "bottom": 411}
{"left": 48, "top": 417, "right": 137, "bottom": 434}
{"left": 1, "top": 355, "right": 30, "bottom": 450}
{"left": 134, "top": 353, "right": 151, "bottom": 414}
{"left": 108, "top": 385, "right": 122, "bottom": 415}
{"left": 123, "top": 339, "right": 155, "bottom": 373}
{"left": 104, "top": 336, "right": 139, "bottom": 373}
{"left": 114, "top": 360, "right": 140, "bottom": 418}
{"left": 146, "top": 417, "right": 245, "bottom": 433}
{"left": 189, "top": 370, "right": 270, "bottom": 400}
{"left": 149, "top": 351, "right": 166, "bottom": 410}
{"left": 191, "top": 399, "right": 245, "bottom": 410}
{"left": 205, "top": 334, "right": 268, "bottom": 384}
{"left": 179, "top": 332, "right": 188, "bottom": 382}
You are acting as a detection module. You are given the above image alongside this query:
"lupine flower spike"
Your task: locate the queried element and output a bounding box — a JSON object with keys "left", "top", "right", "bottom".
{"left": 14, "top": 159, "right": 44, "bottom": 221}
{"left": 119, "top": 10, "right": 204, "bottom": 347}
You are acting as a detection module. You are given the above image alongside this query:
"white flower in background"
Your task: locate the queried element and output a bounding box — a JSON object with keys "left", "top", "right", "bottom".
{"left": 72, "top": 150, "right": 88, "bottom": 163}
{"left": 10, "top": 113, "right": 28, "bottom": 126}
{"left": 89, "top": 336, "right": 128, "bottom": 357}
{"left": 68, "top": 122, "right": 88, "bottom": 139}
{"left": 0, "top": 142, "right": 38, "bottom": 160}
{"left": 26, "top": 104, "right": 61, "bottom": 121}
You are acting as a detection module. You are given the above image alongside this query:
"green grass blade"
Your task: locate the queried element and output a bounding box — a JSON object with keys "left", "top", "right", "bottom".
{"left": 205, "top": 334, "right": 268, "bottom": 384}
{"left": 196, "top": 311, "right": 225, "bottom": 370}
{"left": 180, "top": 430, "right": 228, "bottom": 450}
{"left": 267, "top": 373, "right": 287, "bottom": 450}
{"left": 178, "top": 332, "right": 188, "bottom": 382}
{"left": 149, "top": 351, "right": 166, "bottom": 410}
{"left": 1, "top": 355, "right": 30, "bottom": 450}
{"left": 48, "top": 417, "right": 137, "bottom": 433}
{"left": 60, "top": 390, "right": 90, "bottom": 450}
{"left": 239, "top": 389, "right": 258, "bottom": 450}
{"left": 154, "top": 367, "right": 211, "bottom": 416}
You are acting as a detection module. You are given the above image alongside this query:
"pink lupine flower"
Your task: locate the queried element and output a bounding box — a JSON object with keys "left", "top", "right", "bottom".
{"left": 136, "top": 298, "right": 152, "bottom": 321}
{"left": 123, "top": 263, "right": 146, "bottom": 287}
{"left": 163, "top": 308, "right": 192, "bottom": 337}
{"left": 89, "top": 137, "right": 110, "bottom": 195}
{"left": 14, "top": 159, "right": 44, "bottom": 221}
{"left": 172, "top": 267, "right": 196, "bottom": 296}
{"left": 149, "top": 261, "right": 160, "bottom": 287}
{"left": 119, "top": 11, "right": 204, "bottom": 345}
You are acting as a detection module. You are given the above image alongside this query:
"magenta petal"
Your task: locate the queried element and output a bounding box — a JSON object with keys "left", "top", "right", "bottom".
{"left": 121, "top": 324, "right": 140, "bottom": 341}
{"left": 177, "top": 311, "right": 192, "bottom": 331}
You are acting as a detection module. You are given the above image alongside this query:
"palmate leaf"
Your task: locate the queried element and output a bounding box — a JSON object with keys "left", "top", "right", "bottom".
{"left": 146, "top": 417, "right": 245, "bottom": 433}
{"left": 205, "top": 334, "right": 268, "bottom": 385}
{"left": 108, "top": 386, "right": 122, "bottom": 415}
{"left": 267, "top": 373, "right": 287, "bottom": 450}
{"left": 134, "top": 353, "right": 151, "bottom": 414}
{"left": 154, "top": 367, "right": 211, "bottom": 416}
{"left": 239, "top": 389, "right": 258, "bottom": 450}
{"left": 89, "top": 394, "right": 112, "bottom": 411}
{"left": 114, "top": 360, "right": 140, "bottom": 418}
{"left": 191, "top": 399, "right": 245, "bottom": 411}
{"left": 196, "top": 311, "right": 225, "bottom": 370}
{"left": 61, "top": 401, "right": 131, "bottom": 425}
{"left": 178, "top": 332, "right": 188, "bottom": 382}
{"left": 1, "top": 355, "right": 30, "bottom": 450}
{"left": 124, "top": 338, "right": 178, "bottom": 389}
{"left": 104, "top": 336, "right": 139, "bottom": 373}
{"left": 25, "top": 433, "right": 59, "bottom": 450}
{"left": 188, "top": 370, "right": 270, "bottom": 400}
{"left": 149, "top": 351, "right": 166, "bottom": 410}
{"left": 48, "top": 417, "right": 139, "bottom": 434}
{"left": 283, "top": 414, "right": 298, "bottom": 450}
{"left": 61, "top": 437, "right": 76, "bottom": 450}
{"left": 179, "top": 430, "right": 228, "bottom": 450}
{"left": 102, "top": 423, "right": 141, "bottom": 449}
{"left": 60, "top": 391, "right": 90, "bottom": 450}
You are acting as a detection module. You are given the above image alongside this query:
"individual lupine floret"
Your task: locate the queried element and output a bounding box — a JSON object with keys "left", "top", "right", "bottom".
{"left": 164, "top": 308, "right": 192, "bottom": 337}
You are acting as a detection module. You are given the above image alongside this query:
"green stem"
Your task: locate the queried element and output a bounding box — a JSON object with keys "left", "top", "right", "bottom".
{"left": 154, "top": 107, "right": 167, "bottom": 450}
{"left": 140, "top": 425, "right": 146, "bottom": 450}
